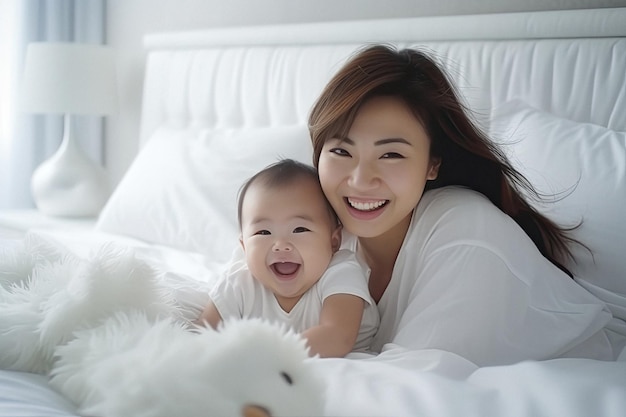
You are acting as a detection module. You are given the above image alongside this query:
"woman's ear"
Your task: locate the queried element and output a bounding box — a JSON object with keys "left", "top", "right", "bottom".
{"left": 331, "top": 224, "right": 342, "bottom": 253}
{"left": 427, "top": 157, "right": 442, "bottom": 180}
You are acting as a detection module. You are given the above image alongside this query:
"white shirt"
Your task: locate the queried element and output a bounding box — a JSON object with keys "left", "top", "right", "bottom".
{"left": 210, "top": 248, "right": 379, "bottom": 352}
{"left": 342, "top": 186, "right": 612, "bottom": 365}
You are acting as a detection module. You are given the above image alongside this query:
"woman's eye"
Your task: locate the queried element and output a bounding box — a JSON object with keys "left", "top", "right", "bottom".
{"left": 381, "top": 152, "right": 404, "bottom": 159}
{"left": 293, "top": 227, "right": 310, "bottom": 233}
{"left": 254, "top": 230, "right": 271, "bottom": 236}
{"left": 329, "top": 147, "right": 350, "bottom": 157}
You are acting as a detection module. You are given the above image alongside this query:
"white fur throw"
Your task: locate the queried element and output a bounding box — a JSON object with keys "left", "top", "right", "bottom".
{"left": 0, "top": 233, "right": 323, "bottom": 417}
{"left": 0, "top": 233, "right": 178, "bottom": 374}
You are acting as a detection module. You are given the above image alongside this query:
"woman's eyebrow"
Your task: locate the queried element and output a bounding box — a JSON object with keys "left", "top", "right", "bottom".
{"left": 375, "top": 137, "right": 411, "bottom": 146}
{"left": 333, "top": 136, "right": 354, "bottom": 145}
{"left": 337, "top": 137, "right": 411, "bottom": 146}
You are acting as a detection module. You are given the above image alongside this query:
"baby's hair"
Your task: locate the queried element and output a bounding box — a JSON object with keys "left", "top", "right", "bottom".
{"left": 237, "top": 159, "right": 339, "bottom": 229}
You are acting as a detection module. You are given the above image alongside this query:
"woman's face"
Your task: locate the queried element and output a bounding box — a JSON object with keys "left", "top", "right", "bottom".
{"left": 318, "top": 95, "right": 440, "bottom": 240}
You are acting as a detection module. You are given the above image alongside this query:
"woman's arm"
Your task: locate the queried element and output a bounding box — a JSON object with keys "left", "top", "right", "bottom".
{"left": 302, "top": 293, "right": 365, "bottom": 358}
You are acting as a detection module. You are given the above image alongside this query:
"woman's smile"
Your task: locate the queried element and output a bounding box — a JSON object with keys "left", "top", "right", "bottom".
{"left": 345, "top": 197, "right": 389, "bottom": 220}
{"left": 346, "top": 197, "right": 389, "bottom": 211}
{"left": 318, "top": 95, "right": 440, "bottom": 240}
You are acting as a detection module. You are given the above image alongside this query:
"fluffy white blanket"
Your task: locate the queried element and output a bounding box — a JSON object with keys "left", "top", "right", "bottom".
{"left": 0, "top": 234, "right": 323, "bottom": 417}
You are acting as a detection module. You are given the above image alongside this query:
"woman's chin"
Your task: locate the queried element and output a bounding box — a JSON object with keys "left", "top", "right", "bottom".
{"left": 342, "top": 218, "right": 385, "bottom": 238}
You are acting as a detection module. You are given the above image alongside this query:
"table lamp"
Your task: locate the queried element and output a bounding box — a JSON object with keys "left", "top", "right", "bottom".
{"left": 21, "top": 42, "right": 117, "bottom": 217}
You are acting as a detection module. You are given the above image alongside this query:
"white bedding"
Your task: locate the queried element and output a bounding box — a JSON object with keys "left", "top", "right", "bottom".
{"left": 2, "top": 7, "right": 626, "bottom": 417}
{"left": 1, "top": 231, "right": 625, "bottom": 417}
{"left": 3, "top": 357, "right": 624, "bottom": 417}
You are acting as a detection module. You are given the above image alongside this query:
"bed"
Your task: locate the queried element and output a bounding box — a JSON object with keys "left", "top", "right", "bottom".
{"left": 2, "top": 7, "right": 626, "bottom": 417}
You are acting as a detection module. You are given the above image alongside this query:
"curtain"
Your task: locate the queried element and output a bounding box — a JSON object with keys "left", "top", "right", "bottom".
{"left": 0, "top": 0, "right": 106, "bottom": 210}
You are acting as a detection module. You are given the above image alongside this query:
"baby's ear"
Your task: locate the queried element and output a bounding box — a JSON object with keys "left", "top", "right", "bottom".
{"left": 331, "top": 224, "right": 342, "bottom": 253}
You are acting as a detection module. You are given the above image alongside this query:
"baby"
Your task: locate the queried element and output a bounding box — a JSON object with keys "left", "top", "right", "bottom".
{"left": 196, "top": 159, "right": 378, "bottom": 357}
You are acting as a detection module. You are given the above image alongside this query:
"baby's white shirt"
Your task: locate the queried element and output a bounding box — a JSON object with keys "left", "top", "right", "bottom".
{"left": 210, "top": 248, "right": 379, "bottom": 352}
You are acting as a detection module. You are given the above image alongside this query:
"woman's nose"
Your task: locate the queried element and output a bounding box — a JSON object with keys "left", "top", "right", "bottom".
{"left": 348, "top": 161, "right": 379, "bottom": 190}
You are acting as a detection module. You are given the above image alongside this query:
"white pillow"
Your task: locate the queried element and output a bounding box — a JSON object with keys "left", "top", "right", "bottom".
{"left": 490, "top": 100, "right": 626, "bottom": 326}
{"left": 96, "top": 125, "right": 313, "bottom": 265}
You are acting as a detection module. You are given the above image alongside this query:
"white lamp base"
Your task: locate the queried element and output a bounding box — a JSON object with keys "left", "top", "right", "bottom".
{"left": 31, "top": 114, "right": 110, "bottom": 218}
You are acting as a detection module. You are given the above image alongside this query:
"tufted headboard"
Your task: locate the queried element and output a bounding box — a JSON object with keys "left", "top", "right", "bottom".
{"left": 96, "top": 7, "right": 626, "bottom": 336}
{"left": 139, "top": 7, "right": 626, "bottom": 142}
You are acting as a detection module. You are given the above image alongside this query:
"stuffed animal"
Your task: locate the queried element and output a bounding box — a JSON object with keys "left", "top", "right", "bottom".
{"left": 51, "top": 314, "right": 324, "bottom": 417}
{"left": 0, "top": 233, "right": 325, "bottom": 417}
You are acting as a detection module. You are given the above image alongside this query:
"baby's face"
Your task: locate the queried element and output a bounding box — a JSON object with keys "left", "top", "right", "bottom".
{"left": 240, "top": 178, "right": 340, "bottom": 312}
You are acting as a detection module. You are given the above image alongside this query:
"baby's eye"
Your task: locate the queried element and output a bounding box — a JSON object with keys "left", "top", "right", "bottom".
{"left": 329, "top": 147, "right": 350, "bottom": 157}
{"left": 254, "top": 230, "right": 271, "bottom": 236}
{"left": 381, "top": 152, "right": 404, "bottom": 159}
{"left": 293, "top": 227, "right": 310, "bottom": 233}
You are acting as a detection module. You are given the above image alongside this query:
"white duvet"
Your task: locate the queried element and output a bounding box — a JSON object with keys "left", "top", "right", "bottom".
{"left": 1, "top": 231, "right": 625, "bottom": 417}
{"left": 2, "top": 348, "right": 625, "bottom": 417}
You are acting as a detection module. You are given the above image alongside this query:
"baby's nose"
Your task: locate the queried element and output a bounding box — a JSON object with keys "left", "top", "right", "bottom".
{"left": 273, "top": 241, "right": 293, "bottom": 252}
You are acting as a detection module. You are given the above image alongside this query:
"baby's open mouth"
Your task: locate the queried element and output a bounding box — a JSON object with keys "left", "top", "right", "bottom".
{"left": 271, "top": 262, "right": 300, "bottom": 276}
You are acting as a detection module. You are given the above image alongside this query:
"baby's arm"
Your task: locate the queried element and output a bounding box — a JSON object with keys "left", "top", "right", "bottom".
{"left": 193, "top": 300, "right": 223, "bottom": 329}
{"left": 302, "top": 293, "right": 365, "bottom": 358}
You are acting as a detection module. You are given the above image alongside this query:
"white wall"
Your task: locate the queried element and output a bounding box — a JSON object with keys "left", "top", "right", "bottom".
{"left": 105, "top": 0, "right": 626, "bottom": 186}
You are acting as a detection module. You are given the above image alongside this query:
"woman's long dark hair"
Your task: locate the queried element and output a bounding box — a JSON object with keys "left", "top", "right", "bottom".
{"left": 308, "top": 44, "right": 582, "bottom": 277}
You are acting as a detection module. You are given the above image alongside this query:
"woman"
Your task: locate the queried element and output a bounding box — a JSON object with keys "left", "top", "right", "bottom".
{"left": 308, "top": 44, "right": 614, "bottom": 365}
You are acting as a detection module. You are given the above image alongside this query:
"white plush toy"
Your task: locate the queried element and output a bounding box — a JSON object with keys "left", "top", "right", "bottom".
{"left": 51, "top": 315, "right": 324, "bottom": 417}
{"left": 0, "top": 233, "right": 325, "bottom": 417}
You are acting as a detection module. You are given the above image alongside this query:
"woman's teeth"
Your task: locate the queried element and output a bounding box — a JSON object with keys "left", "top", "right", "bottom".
{"left": 347, "top": 199, "right": 387, "bottom": 211}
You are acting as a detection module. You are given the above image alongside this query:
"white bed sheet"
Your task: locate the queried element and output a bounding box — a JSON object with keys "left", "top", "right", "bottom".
{"left": 2, "top": 230, "right": 625, "bottom": 417}
{"left": 1, "top": 334, "right": 625, "bottom": 417}
{"left": 26, "top": 228, "right": 230, "bottom": 284}
{"left": 0, "top": 371, "right": 78, "bottom": 417}
{"left": 318, "top": 351, "right": 626, "bottom": 417}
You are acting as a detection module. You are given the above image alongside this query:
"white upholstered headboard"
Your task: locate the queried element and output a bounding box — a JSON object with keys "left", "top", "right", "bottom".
{"left": 97, "top": 7, "right": 625, "bottom": 334}
{"left": 139, "top": 7, "right": 626, "bottom": 144}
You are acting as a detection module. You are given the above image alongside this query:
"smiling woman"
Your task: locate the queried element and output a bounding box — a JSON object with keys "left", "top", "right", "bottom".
{"left": 309, "top": 44, "right": 615, "bottom": 361}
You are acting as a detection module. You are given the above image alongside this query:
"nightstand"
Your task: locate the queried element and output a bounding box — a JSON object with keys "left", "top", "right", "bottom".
{"left": 0, "top": 209, "right": 97, "bottom": 240}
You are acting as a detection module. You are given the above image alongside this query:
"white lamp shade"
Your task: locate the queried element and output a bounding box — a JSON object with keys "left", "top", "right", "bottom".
{"left": 21, "top": 42, "right": 117, "bottom": 115}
